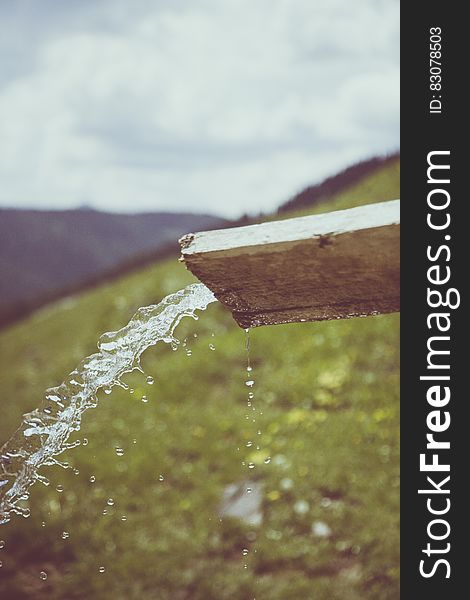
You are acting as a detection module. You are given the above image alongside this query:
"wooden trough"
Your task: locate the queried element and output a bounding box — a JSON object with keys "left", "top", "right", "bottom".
{"left": 179, "top": 199, "right": 400, "bottom": 328}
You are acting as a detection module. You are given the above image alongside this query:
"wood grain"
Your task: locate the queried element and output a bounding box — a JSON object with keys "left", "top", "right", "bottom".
{"left": 180, "top": 200, "right": 400, "bottom": 328}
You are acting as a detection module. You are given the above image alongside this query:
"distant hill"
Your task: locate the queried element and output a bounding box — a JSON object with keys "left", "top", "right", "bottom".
{"left": 0, "top": 209, "right": 227, "bottom": 325}
{"left": 277, "top": 152, "right": 399, "bottom": 214}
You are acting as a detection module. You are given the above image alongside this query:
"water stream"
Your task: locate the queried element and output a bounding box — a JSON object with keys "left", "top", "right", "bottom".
{"left": 0, "top": 283, "right": 216, "bottom": 525}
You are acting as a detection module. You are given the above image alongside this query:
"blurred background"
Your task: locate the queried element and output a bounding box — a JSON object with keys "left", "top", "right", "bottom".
{"left": 0, "top": 1, "right": 399, "bottom": 598}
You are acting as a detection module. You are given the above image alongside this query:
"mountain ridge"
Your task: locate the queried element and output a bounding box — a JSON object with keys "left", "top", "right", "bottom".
{"left": 0, "top": 209, "right": 227, "bottom": 325}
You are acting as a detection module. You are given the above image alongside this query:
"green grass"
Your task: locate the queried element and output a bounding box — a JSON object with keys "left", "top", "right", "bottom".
{"left": 0, "top": 161, "right": 399, "bottom": 599}
{"left": 270, "top": 156, "right": 400, "bottom": 221}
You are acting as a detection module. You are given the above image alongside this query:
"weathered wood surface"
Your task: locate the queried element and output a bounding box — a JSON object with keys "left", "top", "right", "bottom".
{"left": 180, "top": 199, "right": 400, "bottom": 328}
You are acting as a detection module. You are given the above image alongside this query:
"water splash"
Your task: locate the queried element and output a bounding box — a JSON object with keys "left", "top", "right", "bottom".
{"left": 0, "top": 283, "right": 216, "bottom": 525}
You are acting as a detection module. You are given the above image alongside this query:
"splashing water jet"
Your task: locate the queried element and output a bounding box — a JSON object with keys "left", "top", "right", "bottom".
{"left": 0, "top": 284, "right": 216, "bottom": 525}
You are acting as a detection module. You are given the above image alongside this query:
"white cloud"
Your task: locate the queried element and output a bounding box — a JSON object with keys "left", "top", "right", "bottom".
{"left": 0, "top": 0, "right": 399, "bottom": 217}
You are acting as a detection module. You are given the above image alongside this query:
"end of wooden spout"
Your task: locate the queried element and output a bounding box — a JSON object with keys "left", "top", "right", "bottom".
{"left": 179, "top": 200, "right": 400, "bottom": 328}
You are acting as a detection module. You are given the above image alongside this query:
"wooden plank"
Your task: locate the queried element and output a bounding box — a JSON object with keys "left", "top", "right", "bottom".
{"left": 180, "top": 200, "right": 400, "bottom": 328}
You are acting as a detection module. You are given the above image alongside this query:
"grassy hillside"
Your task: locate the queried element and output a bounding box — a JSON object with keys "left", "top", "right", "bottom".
{"left": 0, "top": 160, "right": 399, "bottom": 599}
{"left": 274, "top": 155, "right": 400, "bottom": 220}
{"left": 277, "top": 153, "right": 399, "bottom": 215}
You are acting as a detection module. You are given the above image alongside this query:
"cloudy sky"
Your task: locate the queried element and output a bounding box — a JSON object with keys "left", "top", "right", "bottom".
{"left": 0, "top": 0, "right": 399, "bottom": 218}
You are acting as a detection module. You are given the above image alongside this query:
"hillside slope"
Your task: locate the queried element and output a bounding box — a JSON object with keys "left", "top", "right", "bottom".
{"left": 0, "top": 159, "right": 400, "bottom": 600}
{"left": 0, "top": 209, "right": 226, "bottom": 322}
{"left": 278, "top": 153, "right": 399, "bottom": 214}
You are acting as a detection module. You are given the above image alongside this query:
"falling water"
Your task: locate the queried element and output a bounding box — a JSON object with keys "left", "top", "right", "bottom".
{"left": 0, "top": 283, "right": 216, "bottom": 525}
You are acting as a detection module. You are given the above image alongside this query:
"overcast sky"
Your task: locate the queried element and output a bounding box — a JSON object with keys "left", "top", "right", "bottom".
{"left": 0, "top": 0, "right": 399, "bottom": 218}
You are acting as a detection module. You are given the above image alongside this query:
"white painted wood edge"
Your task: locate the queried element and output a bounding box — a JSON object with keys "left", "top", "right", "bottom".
{"left": 181, "top": 199, "right": 400, "bottom": 255}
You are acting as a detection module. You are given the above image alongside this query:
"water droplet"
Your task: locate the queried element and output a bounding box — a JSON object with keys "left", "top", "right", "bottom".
{"left": 107, "top": 498, "right": 114, "bottom": 506}
{"left": 245, "top": 380, "right": 255, "bottom": 387}
{"left": 115, "top": 447, "right": 124, "bottom": 457}
{"left": 209, "top": 343, "right": 216, "bottom": 351}
{"left": 102, "top": 509, "right": 108, "bottom": 515}
{"left": 73, "top": 468, "right": 80, "bottom": 475}
{"left": 89, "top": 475, "right": 96, "bottom": 483}
{"left": 22, "top": 508, "right": 31, "bottom": 518}
{"left": 243, "top": 564, "right": 248, "bottom": 569}
{"left": 132, "top": 439, "right": 137, "bottom": 444}
{"left": 99, "top": 566, "right": 105, "bottom": 573}
{"left": 264, "top": 457, "right": 271, "bottom": 464}
{"left": 46, "top": 392, "right": 64, "bottom": 407}
{"left": 40, "top": 571, "right": 47, "bottom": 580}
{"left": 294, "top": 500, "right": 310, "bottom": 515}
{"left": 146, "top": 376, "right": 154, "bottom": 385}
{"left": 280, "top": 478, "right": 294, "bottom": 491}
{"left": 246, "top": 441, "right": 253, "bottom": 447}
{"left": 0, "top": 560, "right": 2, "bottom": 568}
{"left": 129, "top": 388, "right": 135, "bottom": 394}
{"left": 248, "top": 462, "right": 255, "bottom": 469}
{"left": 141, "top": 395, "right": 148, "bottom": 403}
{"left": 311, "top": 521, "right": 332, "bottom": 538}
{"left": 121, "top": 515, "right": 127, "bottom": 522}
{"left": 104, "top": 388, "right": 112, "bottom": 395}
{"left": 56, "top": 484, "right": 64, "bottom": 493}
{"left": 186, "top": 349, "right": 192, "bottom": 357}
{"left": 41, "top": 521, "right": 46, "bottom": 527}
{"left": 61, "top": 531, "right": 70, "bottom": 540}
{"left": 158, "top": 474, "right": 164, "bottom": 482}
{"left": 82, "top": 438, "right": 89, "bottom": 446}
{"left": 0, "top": 540, "right": 4, "bottom": 549}
{"left": 242, "top": 548, "right": 249, "bottom": 556}
{"left": 248, "top": 392, "right": 254, "bottom": 399}
{"left": 257, "top": 429, "right": 261, "bottom": 435}
{"left": 246, "top": 487, "right": 252, "bottom": 494}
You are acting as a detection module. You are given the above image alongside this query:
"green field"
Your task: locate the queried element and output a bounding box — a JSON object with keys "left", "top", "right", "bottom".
{"left": 0, "top": 159, "right": 399, "bottom": 599}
